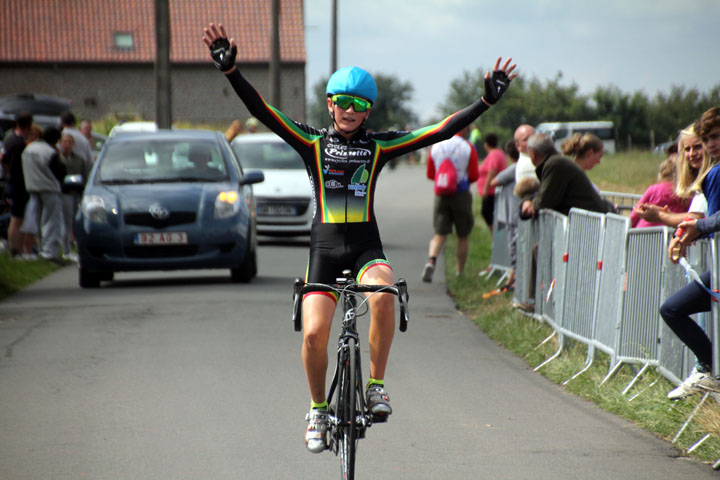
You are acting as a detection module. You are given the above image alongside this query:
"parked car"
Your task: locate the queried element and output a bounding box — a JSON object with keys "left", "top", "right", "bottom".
{"left": 0, "top": 93, "right": 71, "bottom": 139}
{"left": 231, "top": 133, "right": 312, "bottom": 236}
{"left": 0, "top": 93, "right": 71, "bottom": 116}
{"left": 70, "top": 129, "right": 264, "bottom": 287}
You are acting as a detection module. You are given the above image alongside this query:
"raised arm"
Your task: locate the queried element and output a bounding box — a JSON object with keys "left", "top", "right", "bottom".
{"left": 374, "top": 58, "right": 517, "bottom": 159}
{"left": 202, "top": 23, "right": 322, "bottom": 150}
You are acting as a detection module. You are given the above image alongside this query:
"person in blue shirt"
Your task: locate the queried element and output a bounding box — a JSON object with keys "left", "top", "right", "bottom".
{"left": 661, "top": 106, "right": 720, "bottom": 398}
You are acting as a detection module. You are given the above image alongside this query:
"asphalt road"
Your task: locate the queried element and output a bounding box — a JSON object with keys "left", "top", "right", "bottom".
{"left": 0, "top": 164, "right": 715, "bottom": 479}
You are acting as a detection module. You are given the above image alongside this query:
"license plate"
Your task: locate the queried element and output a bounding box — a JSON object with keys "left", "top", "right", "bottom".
{"left": 258, "top": 205, "right": 297, "bottom": 216}
{"left": 134, "top": 232, "right": 188, "bottom": 245}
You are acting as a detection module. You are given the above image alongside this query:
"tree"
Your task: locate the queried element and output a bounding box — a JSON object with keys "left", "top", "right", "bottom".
{"left": 438, "top": 70, "right": 595, "bottom": 145}
{"left": 439, "top": 67, "right": 720, "bottom": 151}
{"left": 307, "top": 73, "right": 418, "bottom": 131}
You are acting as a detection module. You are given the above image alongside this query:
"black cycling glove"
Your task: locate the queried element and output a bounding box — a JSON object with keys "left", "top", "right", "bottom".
{"left": 482, "top": 70, "right": 511, "bottom": 105}
{"left": 209, "top": 37, "right": 237, "bottom": 72}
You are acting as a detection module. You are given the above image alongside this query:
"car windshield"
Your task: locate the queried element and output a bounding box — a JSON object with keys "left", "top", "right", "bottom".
{"left": 97, "top": 139, "right": 229, "bottom": 184}
{"left": 233, "top": 140, "right": 303, "bottom": 169}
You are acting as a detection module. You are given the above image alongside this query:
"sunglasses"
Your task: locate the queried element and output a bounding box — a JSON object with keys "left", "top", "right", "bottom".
{"left": 331, "top": 94, "right": 372, "bottom": 113}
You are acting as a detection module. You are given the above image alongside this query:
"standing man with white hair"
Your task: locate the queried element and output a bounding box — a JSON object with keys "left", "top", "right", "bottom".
{"left": 513, "top": 124, "right": 537, "bottom": 184}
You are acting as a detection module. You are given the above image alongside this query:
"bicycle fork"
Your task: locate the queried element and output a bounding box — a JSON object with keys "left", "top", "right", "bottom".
{"left": 326, "top": 309, "right": 369, "bottom": 453}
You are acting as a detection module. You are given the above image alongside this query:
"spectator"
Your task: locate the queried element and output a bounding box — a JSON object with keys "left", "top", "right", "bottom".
{"left": 562, "top": 132, "right": 604, "bottom": 173}
{"left": 58, "top": 132, "right": 88, "bottom": 261}
{"left": 635, "top": 125, "right": 706, "bottom": 228}
{"left": 422, "top": 125, "right": 479, "bottom": 282}
{"left": 637, "top": 125, "right": 707, "bottom": 399}
{"left": 225, "top": 119, "right": 244, "bottom": 142}
{"left": 79, "top": 119, "right": 93, "bottom": 143}
{"left": 245, "top": 117, "right": 259, "bottom": 133}
{"left": 489, "top": 139, "right": 520, "bottom": 289}
{"left": 477, "top": 133, "right": 507, "bottom": 232}
{"left": 22, "top": 126, "right": 66, "bottom": 263}
{"left": 661, "top": 106, "right": 720, "bottom": 396}
{"left": 1, "top": 112, "right": 33, "bottom": 259}
{"left": 468, "top": 124, "right": 483, "bottom": 153}
{"left": 520, "top": 133, "right": 614, "bottom": 218}
{"left": 18, "top": 125, "right": 46, "bottom": 260}
{"left": 513, "top": 124, "right": 537, "bottom": 184}
{"left": 60, "top": 111, "right": 94, "bottom": 170}
{"left": 630, "top": 158, "right": 690, "bottom": 228}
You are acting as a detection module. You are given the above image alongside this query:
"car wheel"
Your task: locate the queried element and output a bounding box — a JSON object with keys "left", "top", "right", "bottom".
{"left": 231, "top": 239, "right": 255, "bottom": 283}
{"left": 79, "top": 268, "right": 101, "bottom": 288}
{"left": 250, "top": 242, "right": 258, "bottom": 278}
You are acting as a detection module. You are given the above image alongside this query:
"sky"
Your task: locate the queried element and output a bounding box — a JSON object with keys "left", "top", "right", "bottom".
{"left": 304, "top": 0, "right": 720, "bottom": 124}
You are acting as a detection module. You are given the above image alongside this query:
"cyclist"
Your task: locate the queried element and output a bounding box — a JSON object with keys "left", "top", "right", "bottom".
{"left": 202, "top": 22, "right": 517, "bottom": 453}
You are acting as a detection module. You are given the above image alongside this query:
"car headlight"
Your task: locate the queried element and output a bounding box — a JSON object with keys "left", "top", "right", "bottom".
{"left": 82, "top": 195, "right": 107, "bottom": 223}
{"left": 214, "top": 190, "right": 241, "bottom": 219}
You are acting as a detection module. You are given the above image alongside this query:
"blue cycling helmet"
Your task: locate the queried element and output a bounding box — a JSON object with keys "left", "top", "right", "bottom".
{"left": 326, "top": 66, "right": 377, "bottom": 104}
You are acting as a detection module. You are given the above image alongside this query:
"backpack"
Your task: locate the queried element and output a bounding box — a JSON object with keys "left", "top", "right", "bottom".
{"left": 434, "top": 157, "right": 458, "bottom": 196}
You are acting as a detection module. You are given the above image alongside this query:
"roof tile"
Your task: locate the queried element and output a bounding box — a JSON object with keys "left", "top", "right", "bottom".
{"left": 0, "top": 0, "right": 305, "bottom": 63}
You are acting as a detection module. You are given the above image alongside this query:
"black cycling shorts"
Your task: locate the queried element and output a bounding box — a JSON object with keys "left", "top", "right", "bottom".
{"left": 305, "top": 223, "right": 391, "bottom": 301}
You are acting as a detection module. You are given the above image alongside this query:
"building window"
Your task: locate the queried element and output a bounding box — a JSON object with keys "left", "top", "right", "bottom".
{"left": 114, "top": 32, "right": 134, "bottom": 50}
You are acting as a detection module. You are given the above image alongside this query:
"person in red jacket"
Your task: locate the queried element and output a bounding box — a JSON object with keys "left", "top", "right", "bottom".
{"left": 422, "top": 125, "right": 479, "bottom": 282}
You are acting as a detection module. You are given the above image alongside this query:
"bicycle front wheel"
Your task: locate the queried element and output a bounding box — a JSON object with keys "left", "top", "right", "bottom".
{"left": 339, "top": 337, "right": 358, "bottom": 480}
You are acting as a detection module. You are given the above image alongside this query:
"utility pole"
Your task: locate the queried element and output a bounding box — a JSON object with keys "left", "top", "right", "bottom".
{"left": 330, "top": 0, "right": 337, "bottom": 73}
{"left": 155, "top": 0, "right": 172, "bottom": 128}
{"left": 269, "top": 0, "right": 281, "bottom": 106}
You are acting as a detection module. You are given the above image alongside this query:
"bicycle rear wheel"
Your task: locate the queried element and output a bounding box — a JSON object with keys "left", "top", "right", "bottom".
{"left": 339, "top": 337, "right": 358, "bottom": 480}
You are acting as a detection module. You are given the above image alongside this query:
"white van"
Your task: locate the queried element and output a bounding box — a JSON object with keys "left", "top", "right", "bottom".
{"left": 536, "top": 121, "right": 616, "bottom": 154}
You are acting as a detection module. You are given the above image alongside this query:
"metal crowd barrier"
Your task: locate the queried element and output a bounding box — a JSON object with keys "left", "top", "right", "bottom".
{"left": 612, "top": 226, "right": 668, "bottom": 388}
{"left": 712, "top": 236, "right": 720, "bottom": 376}
{"left": 599, "top": 190, "right": 641, "bottom": 214}
{"left": 506, "top": 204, "right": 717, "bottom": 391}
{"left": 593, "top": 214, "right": 630, "bottom": 379}
{"left": 513, "top": 216, "right": 537, "bottom": 307}
{"left": 483, "top": 184, "right": 512, "bottom": 285}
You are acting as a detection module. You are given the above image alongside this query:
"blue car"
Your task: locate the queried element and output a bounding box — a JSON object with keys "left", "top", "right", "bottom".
{"left": 72, "top": 129, "right": 264, "bottom": 288}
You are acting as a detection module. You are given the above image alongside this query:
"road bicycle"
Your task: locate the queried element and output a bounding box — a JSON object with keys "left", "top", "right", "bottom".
{"left": 292, "top": 270, "right": 409, "bottom": 480}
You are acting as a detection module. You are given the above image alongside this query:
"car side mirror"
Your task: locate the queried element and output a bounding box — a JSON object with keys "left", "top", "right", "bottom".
{"left": 63, "top": 174, "right": 85, "bottom": 194}
{"left": 240, "top": 170, "right": 264, "bottom": 186}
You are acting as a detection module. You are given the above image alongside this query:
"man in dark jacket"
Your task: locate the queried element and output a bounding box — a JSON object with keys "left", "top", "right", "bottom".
{"left": 520, "top": 133, "right": 613, "bottom": 218}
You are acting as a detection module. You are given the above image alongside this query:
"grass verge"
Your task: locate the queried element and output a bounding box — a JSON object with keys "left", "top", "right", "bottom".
{"left": 443, "top": 198, "right": 720, "bottom": 467}
{"left": 0, "top": 251, "right": 62, "bottom": 301}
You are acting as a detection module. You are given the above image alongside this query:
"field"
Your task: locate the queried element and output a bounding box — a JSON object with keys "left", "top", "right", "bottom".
{"left": 589, "top": 150, "right": 663, "bottom": 194}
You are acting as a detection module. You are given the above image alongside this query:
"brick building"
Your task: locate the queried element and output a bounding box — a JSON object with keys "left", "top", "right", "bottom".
{"left": 0, "top": 0, "right": 307, "bottom": 126}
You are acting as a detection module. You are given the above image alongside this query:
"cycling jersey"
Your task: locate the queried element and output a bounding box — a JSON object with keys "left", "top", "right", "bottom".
{"left": 224, "top": 69, "right": 490, "bottom": 284}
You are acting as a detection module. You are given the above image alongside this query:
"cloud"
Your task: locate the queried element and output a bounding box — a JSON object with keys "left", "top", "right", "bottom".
{"left": 305, "top": 0, "right": 720, "bottom": 123}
